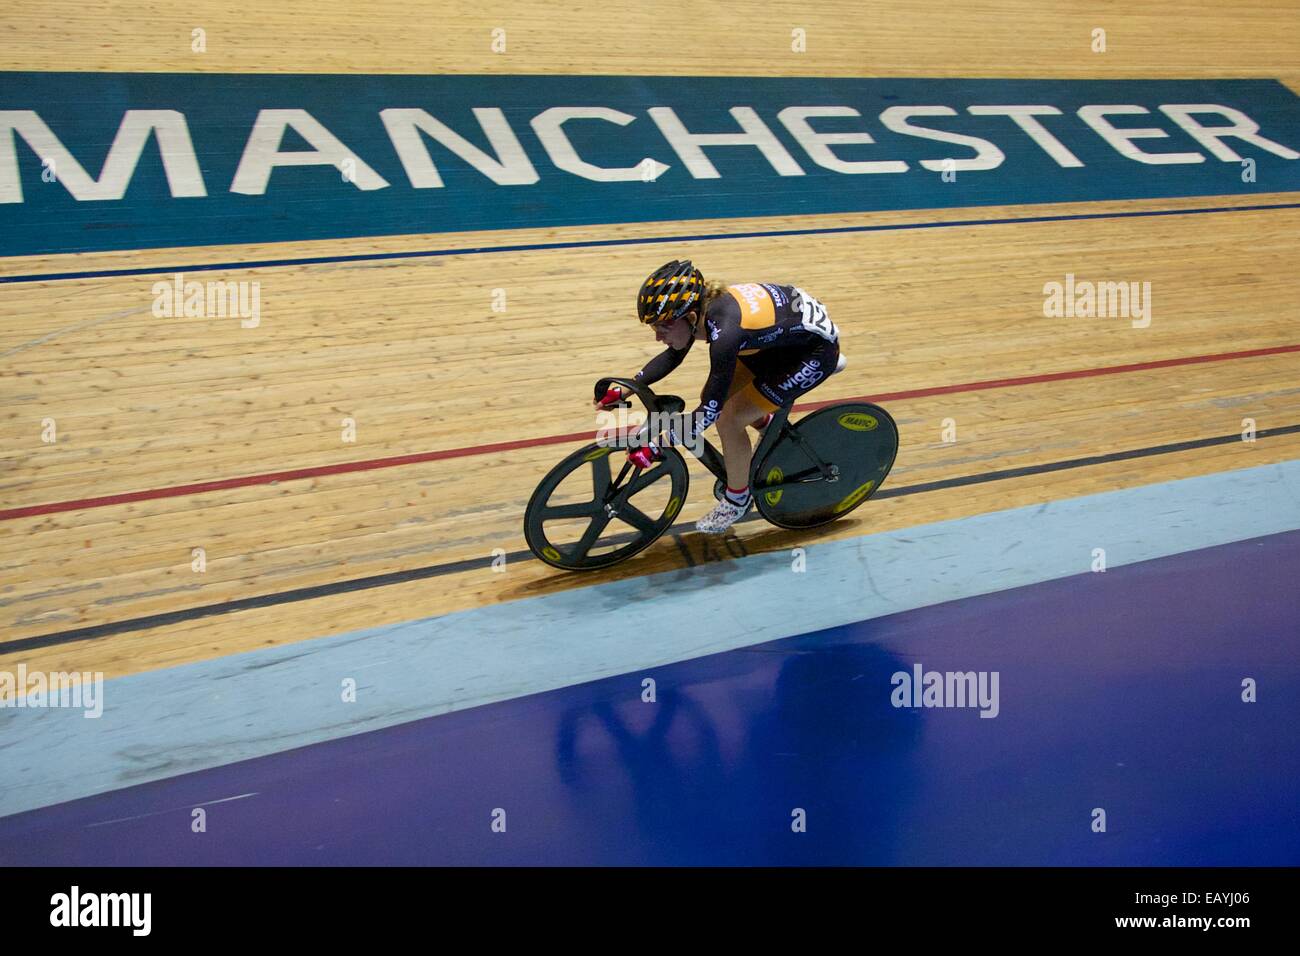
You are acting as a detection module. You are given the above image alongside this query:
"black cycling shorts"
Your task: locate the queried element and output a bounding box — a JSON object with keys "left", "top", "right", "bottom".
{"left": 733, "top": 337, "right": 840, "bottom": 410}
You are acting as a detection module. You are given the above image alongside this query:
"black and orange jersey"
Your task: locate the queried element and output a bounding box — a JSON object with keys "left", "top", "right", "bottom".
{"left": 636, "top": 282, "right": 840, "bottom": 440}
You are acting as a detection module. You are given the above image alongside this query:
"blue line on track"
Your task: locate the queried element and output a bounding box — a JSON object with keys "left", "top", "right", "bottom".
{"left": 2, "top": 202, "right": 1297, "bottom": 285}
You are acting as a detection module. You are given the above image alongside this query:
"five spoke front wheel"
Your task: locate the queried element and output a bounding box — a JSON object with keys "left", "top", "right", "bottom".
{"left": 524, "top": 443, "right": 690, "bottom": 571}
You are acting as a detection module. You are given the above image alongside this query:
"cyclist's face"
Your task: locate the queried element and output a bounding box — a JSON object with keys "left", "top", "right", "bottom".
{"left": 653, "top": 314, "right": 694, "bottom": 349}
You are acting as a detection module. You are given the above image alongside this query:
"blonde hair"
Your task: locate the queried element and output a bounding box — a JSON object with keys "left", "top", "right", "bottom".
{"left": 701, "top": 278, "right": 729, "bottom": 311}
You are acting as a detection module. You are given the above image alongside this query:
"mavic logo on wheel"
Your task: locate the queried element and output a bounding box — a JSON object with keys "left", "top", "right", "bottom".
{"left": 779, "top": 359, "right": 822, "bottom": 392}
{"left": 833, "top": 479, "right": 876, "bottom": 513}
{"left": 763, "top": 466, "right": 784, "bottom": 506}
{"left": 837, "top": 412, "right": 877, "bottom": 431}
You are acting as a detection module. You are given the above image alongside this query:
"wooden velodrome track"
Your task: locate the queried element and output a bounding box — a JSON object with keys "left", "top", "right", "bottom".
{"left": 1, "top": 1, "right": 1298, "bottom": 684}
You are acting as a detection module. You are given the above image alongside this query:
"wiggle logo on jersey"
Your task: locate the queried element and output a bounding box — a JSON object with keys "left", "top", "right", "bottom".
{"left": 728, "top": 283, "right": 776, "bottom": 329}
{"left": 696, "top": 399, "right": 721, "bottom": 431}
{"left": 779, "top": 358, "right": 824, "bottom": 391}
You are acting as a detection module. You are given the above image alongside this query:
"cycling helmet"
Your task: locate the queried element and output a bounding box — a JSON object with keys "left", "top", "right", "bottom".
{"left": 637, "top": 259, "right": 704, "bottom": 327}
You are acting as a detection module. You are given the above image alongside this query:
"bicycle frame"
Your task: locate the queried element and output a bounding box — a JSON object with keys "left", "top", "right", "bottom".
{"left": 594, "top": 377, "right": 838, "bottom": 492}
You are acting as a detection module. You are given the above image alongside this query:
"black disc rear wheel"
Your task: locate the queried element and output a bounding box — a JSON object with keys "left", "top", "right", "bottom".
{"left": 752, "top": 403, "right": 899, "bottom": 529}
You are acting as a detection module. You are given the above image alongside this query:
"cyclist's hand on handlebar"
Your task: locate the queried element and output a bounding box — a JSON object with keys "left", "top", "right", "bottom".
{"left": 595, "top": 384, "right": 626, "bottom": 409}
{"left": 627, "top": 442, "right": 662, "bottom": 469}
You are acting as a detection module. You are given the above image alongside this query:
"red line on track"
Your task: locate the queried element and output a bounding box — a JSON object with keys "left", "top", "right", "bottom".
{"left": 5, "top": 342, "right": 1298, "bottom": 522}
{"left": 799, "top": 342, "right": 1300, "bottom": 409}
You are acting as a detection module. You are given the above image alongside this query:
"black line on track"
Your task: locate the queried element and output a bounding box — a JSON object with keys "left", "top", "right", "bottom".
{"left": 4, "top": 423, "right": 1297, "bottom": 654}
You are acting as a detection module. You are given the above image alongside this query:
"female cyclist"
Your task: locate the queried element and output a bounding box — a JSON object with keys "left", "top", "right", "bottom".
{"left": 596, "top": 259, "right": 844, "bottom": 534}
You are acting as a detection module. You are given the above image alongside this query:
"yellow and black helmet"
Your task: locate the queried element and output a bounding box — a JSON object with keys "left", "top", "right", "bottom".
{"left": 637, "top": 259, "right": 704, "bottom": 326}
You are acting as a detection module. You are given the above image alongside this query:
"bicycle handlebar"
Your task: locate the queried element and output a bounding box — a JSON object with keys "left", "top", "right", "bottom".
{"left": 592, "top": 375, "right": 727, "bottom": 480}
{"left": 594, "top": 376, "right": 693, "bottom": 452}
{"left": 593, "top": 376, "right": 681, "bottom": 415}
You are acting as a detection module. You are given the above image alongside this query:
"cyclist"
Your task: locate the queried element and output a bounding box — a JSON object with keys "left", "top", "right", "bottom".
{"left": 596, "top": 259, "right": 844, "bottom": 534}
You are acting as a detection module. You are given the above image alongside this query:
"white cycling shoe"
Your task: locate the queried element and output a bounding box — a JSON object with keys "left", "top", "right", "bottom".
{"left": 696, "top": 497, "right": 751, "bottom": 534}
